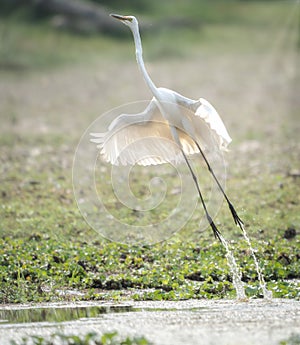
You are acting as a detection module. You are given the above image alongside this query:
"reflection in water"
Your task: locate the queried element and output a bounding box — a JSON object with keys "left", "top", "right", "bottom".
{"left": 0, "top": 305, "right": 133, "bottom": 324}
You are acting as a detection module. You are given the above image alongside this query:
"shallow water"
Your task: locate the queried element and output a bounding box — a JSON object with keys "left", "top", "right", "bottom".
{"left": 0, "top": 299, "right": 299, "bottom": 345}
{"left": 0, "top": 304, "right": 133, "bottom": 325}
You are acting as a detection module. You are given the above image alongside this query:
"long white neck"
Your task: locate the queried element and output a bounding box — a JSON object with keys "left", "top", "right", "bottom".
{"left": 131, "top": 25, "right": 160, "bottom": 99}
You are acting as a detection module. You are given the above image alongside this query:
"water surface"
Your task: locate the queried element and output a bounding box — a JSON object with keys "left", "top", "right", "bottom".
{"left": 0, "top": 299, "right": 299, "bottom": 345}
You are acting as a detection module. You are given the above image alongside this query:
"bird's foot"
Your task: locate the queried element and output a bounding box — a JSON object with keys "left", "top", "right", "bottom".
{"left": 228, "top": 202, "right": 244, "bottom": 231}
{"left": 207, "top": 214, "right": 223, "bottom": 243}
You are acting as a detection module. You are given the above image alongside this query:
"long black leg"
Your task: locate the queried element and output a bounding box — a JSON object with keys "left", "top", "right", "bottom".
{"left": 180, "top": 148, "right": 222, "bottom": 242}
{"left": 193, "top": 140, "right": 244, "bottom": 231}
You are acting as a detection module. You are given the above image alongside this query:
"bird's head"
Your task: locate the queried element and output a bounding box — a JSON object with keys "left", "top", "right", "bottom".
{"left": 110, "top": 14, "right": 138, "bottom": 30}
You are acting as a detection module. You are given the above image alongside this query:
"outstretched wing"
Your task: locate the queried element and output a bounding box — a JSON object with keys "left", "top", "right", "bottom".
{"left": 90, "top": 98, "right": 198, "bottom": 166}
{"left": 174, "top": 92, "right": 232, "bottom": 151}
{"left": 195, "top": 98, "right": 232, "bottom": 150}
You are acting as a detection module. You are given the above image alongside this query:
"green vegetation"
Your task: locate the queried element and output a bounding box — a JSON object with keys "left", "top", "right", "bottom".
{"left": 10, "top": 331, "right": 152, "bottom": 345}
{"left": 279, "top": 333, "right": 300, "bottom": 345}
{"left": 0, "top": 164, "right": 299, "bottom": 302}
{"left": 0, "top": 1, "right": 299, "bottom": 305}
{"left": 0, "top": 226, "right": 299, "bottom": 303}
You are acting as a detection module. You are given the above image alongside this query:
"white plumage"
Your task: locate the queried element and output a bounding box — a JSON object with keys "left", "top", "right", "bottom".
{"left": 90, "top": 14, "right": 243, "bottom": 240}
{"left": 91, "top": 94, "right": 231, "bottom": 166}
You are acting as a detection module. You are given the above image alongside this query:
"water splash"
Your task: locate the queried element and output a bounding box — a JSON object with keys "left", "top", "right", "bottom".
{"left": 219, "top": 234, "right": 246, "bottom": 300}
{"left": 240, "top": 223, "right": 273, "bottom": 299}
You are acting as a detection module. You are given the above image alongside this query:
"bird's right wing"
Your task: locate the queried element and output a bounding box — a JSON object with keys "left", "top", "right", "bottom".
{"left": 173, "top": 91, "right": 232, "bottom": 151}
{"left": 195, "top": 98, "right": 232, "bottom": 150}
{"left": 90, "top": 99, "right": 197, "bottom": 166}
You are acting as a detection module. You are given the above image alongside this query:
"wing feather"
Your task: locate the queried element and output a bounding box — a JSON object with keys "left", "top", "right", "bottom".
{"left": 91, "top": 94, "right": 232, "bottom": 166}
{"left": 90, "top": 100, "right": 198, "bottom": 166}
{"left": 195, "top": 98, "right": 232, "bottom": 150}
{"left": 165, "top": 91, "right": 232, "bottom": 151}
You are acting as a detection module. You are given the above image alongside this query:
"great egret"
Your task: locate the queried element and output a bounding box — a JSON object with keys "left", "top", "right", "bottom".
{"left": 91, "top": 14, "right": 244, "bottom": 241}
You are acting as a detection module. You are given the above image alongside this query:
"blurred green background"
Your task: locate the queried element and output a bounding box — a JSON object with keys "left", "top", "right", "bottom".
{"left": 0, "top": 0, "right": 298, "bottom": 70}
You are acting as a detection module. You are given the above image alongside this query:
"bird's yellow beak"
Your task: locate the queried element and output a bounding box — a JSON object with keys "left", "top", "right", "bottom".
{"left": 110, "top": 14, "right": 132, "bottom": 22}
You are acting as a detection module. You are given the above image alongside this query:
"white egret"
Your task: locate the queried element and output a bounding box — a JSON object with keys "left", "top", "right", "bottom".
{"left": 91, "top": 14, "right": 244, "bottom": 241}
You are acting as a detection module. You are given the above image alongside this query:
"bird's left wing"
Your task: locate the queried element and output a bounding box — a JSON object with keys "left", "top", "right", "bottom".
{"left": 90, "top": 99, "right": 197, "bottom": 166}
